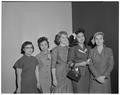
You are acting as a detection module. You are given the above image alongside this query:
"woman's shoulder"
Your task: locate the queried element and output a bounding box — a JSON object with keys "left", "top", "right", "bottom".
{"left": 35, "top": 52, "right": 45, "bottom": 61}
{"left": 27, "top": 56, "right": 38, "bottom": 61}
{"left": 86, "top": 45, "right": 92, "bottom": 49}
{"left": 16, "top": 55, "right": 25, "bottom": 62}
{"left": 36, "top": 52, "right": 42, "bottom": 57}
{"left": 105, "top": 46, "right": 112, "bottom": 50}
{"left": 89, "top": 47, "right": 96, "bottom": 52}
{"left": 104, "top": 46, "right": 113, "bottom": 54}
{"left": 31, "top": 55, "right": 37, "bottom": 59}
{"left": 68, "top": 46, "right": 77, "bottom": 53}
{"left": 51, "top": 46, "right": 59, "bottom": 52}
{"left": 13, "top": 55, "right": 25, "bottom": 68}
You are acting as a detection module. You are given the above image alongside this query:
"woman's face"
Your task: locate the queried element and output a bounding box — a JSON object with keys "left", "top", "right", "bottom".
{"left": 24, "top": 44, "right": 33, "bottom": 56}
{"left": 40, "top": 41, "right": 48, "bottom": 51}
{"left": 76, "top": 32, "right": 85, "bottom": 44}
{"left": 60, "top": 34, "right": 68, "bottom": 46}
{"left": 95, "top": 34, "right": 104, "bottom": 46}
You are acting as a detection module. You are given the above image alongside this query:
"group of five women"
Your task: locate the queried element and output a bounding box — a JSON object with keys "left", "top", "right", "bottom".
{"left": 13, "top": 28, "right": 114, "bottom": 93}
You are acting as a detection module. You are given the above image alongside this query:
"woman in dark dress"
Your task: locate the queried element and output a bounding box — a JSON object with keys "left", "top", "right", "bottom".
{"left": 89, "top": 32, "right": 114, "bottom": 93}
{"left": 68, "top": 28, "right": 90, "bottom": 93}
{"left": 13, "top": 41, "right": 40, "bottom": 93}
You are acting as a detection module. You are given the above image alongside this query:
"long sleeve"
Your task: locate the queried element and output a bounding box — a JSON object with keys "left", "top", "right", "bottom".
{"left": 36, "top": 54, "right": 43, "bottom": 69}
{"left": 51, "top": 48, "right": 57, "bottom": 69}
{"left": 51, "top": 48, "right": 58, "bottom": 83}
{"left": 104, "top": 49, "right": 114, "bottom": 77}
{"left": 67, "top": 47, "right": 75, "bottom": 67}
{"left": 88, "top": 50, "right": 101, "bottom": 78}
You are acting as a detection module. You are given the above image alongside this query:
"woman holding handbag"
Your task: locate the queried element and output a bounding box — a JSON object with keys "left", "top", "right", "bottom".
{"left": 67, "top": 28, "right": 90, "bottom": 93}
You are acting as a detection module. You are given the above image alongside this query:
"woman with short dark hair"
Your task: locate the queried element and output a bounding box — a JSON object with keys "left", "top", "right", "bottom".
{"left": 67, "top": 28, "right": 90, "bottom": 93}
{"left": 13, "top": 41, "right": 39, "bottom": 93}
{"left": 36, "top": 37, "right": 51, "bottom": 93}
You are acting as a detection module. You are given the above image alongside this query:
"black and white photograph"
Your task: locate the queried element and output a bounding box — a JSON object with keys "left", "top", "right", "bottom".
{"left": 1, "top": 1, "right": 118, "bottom": 94}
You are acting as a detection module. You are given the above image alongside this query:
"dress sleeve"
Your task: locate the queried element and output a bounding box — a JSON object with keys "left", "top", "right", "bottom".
{"left": 67, "top": 47, "right": 75, "bottom": 67}
{"left": 88, "top": 50, "right": 101, "bottom": 78}
{"left": 35, "top": 55, "right": 43, "bottom": 68}
{"left": 51, "top": 48, "right": 57, "bottom": 69}
{"left": 34, "top": 57, "right": 39, "bottom": 66}
{"left": 13, "top": 58, "right": 23, "bottom": 69}
{"left": 104, "top": 48, "right": 114, "bottom": 77}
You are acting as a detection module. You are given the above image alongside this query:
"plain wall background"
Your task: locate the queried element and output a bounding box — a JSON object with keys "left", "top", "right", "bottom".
{"left": 72, "top": 2, "right": 118, "bottom": 93}
{"left": 2, "top": 1, "right": 72, "bottom": 93}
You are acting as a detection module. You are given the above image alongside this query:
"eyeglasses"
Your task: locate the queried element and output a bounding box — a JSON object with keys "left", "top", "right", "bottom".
{"left": 24, "top": 47, "right": 33, "bottom": 49}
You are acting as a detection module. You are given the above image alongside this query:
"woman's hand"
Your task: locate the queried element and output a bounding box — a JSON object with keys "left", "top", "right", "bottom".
{"left": 16, "top": 87, "right": 21, "bottom": 93}
{"left": 86, "top": 59, "right": 91, "bottom": 65}
{"left": 96, "top": 76, "right": 106, "bottom": 84}
{"left": 37, "top": 82, "right": 40, "bottom": 89}
{"left": 69, "top": 62, "right": 74, "bottom": 67}
{"left": 53, "top": 79, "right": 57, "bottom": 86}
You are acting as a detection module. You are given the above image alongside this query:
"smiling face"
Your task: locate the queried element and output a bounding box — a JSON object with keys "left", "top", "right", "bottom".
{"left": 76, "top": 32, "right": 85, "bottom": 44}
{"left": 95, "top": 34, "right": 104, "bottom": 46}
{"left": 59, "top": 34, "right": 69, "bottom": 46}
{"left": 39, "top": 41, "right": 49, "bottom": 51}
{"left": 23, "top": 44, "right": 33, "bottom": 56}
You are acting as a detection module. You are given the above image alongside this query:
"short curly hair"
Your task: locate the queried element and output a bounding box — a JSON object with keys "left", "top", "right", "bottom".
{"left": 21, "top": 41, "right": 34, "bottom": 54}
{"left": 37, "top": 37, "right": 49, "bottom": 51}
{"left": 54, "top": 31, "right": 68, "bottom": 46}
{"left": 75, "top": 28, "right": 85, "bottom": 35}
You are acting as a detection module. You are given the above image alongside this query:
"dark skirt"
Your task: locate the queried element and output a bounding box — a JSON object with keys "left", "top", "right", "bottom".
{"left": 72, "top": 70, "right": 90, "bottom": 93}
{"left": 21, "top": 77, "right": 38, "bottom": 93}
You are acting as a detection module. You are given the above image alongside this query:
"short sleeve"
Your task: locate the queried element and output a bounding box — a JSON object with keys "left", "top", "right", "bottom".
{"left": 34, "top": 57, "right": 39, "bottom": 66}
{"left": 35, "top": 54, "right": 43, "bottom": 68}
{"left": 51, "top": 47, "right": 57, "bottom": 69}
{"left": 67, "top": 47, "right": 75, "bottom": 67}
{"left": 13, "top": 58, "right": 23, "bottom": 69}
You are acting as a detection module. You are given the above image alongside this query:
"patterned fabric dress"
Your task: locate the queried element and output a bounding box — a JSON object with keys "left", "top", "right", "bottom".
{"left": 51, "top": 46, "right": 73, "bottom": 93}
{"left": 36, "top": 51, "right": 51, "bottom": 93}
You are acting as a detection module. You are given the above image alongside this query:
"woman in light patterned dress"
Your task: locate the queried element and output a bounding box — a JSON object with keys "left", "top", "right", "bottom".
{"left": 51, "top": 31, "right": 73, "bottom": 93}
{"left": 36, "top": 37, "right": 51, "bottom": 93}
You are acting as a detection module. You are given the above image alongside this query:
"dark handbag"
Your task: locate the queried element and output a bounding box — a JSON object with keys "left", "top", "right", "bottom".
{"left": 66, "top": 67, "right": 81, "bottom": 82}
